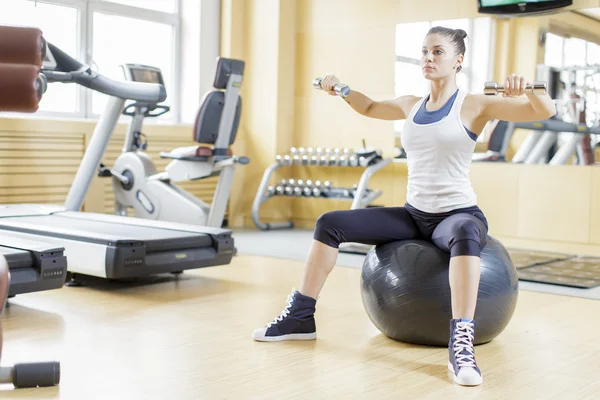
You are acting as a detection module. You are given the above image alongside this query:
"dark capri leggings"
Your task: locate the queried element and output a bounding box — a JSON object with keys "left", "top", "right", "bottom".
{"left": 314, "top": 203, "right": 489, "bottom": 257}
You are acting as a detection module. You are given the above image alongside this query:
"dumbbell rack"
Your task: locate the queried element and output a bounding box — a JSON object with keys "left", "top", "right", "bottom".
{"left": 252, "top": 146, "right": 391, "bottom": 253}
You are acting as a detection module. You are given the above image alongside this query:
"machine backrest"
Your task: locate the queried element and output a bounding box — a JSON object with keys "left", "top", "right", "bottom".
{"left": 487, "top": 120, "right": 509, "bottom": 153}
{"left": 193, "top": 91, "right": 242, "bottom": 145}
{"left": 193, "top": 57, "right": 244, "bottom": 146}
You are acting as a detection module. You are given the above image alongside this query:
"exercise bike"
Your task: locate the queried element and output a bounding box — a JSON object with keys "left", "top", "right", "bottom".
{"left": 99, "top": 59, "right": 249, "bottom": 228}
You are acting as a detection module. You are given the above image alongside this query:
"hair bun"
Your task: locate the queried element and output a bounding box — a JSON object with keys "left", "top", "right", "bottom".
{"left": 455, "top": 29, "right": 468, "bottom": 39}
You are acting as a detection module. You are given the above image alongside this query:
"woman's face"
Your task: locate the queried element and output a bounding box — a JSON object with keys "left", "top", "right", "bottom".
{"left": 420, "top": 33, "right": 462, "bottom": 80}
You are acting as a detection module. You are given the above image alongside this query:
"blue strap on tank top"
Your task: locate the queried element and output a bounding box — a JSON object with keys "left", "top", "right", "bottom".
{"left": 413, "top": 89, "right": 478, "bottom": 141}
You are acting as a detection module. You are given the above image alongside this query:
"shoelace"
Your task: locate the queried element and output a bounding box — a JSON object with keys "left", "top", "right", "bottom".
{"left": 453, "top": 321, "right": 476, "bottom": 368}
{"left": 266, "top": 290, "right": 295, "bottom": 328}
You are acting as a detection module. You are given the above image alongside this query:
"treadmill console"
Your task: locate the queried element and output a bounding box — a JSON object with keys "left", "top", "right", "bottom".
{"left": 121, "top": 63, "right": 165, "bottom": 85}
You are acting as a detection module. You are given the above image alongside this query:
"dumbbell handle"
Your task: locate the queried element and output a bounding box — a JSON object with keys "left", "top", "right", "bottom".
{"left": 484, "top": 81, "right": 547, "bottom": 95}
{"left": 313, "top": 77, "right": 351, "bottom": 97}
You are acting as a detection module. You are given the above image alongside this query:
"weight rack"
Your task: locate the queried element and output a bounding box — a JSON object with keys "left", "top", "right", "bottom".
{"left": 252, "top": 146, "right": 391, "bottom": 233}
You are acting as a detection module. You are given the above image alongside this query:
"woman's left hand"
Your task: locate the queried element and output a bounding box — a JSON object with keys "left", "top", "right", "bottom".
{"left": 503, "top": 74, "right": 528, "bottom": 97}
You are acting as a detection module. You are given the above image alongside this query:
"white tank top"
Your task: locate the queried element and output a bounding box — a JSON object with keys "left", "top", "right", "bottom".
{"left": 400, "top": 89, "right": 477, "bottom": 213}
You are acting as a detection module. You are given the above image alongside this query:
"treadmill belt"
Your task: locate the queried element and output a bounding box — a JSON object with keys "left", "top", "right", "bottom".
{"left": 0, "top": 215, "right": 213, "bottom": 251}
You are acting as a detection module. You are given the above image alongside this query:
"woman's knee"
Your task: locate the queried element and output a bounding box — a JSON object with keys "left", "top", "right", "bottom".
{"left": 449, "top": 218, "right": 486, "bottom": 257}
{"left": 313, "top": 210, "right": 347, "bottom": 248}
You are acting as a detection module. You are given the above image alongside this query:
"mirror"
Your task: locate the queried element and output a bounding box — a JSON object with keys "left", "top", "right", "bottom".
{"left": 393, "top": 7, "right": 600, "bottom": 166}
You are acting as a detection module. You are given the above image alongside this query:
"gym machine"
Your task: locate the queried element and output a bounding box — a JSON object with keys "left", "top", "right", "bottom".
{"left": 0, "top": 31, "right": 236, "bottom": 282}
{"left": 99, "top": 62, "right": 249, "bottom": 227}
{"left": 0, "top": 24, "right": 61, "bottom": 389}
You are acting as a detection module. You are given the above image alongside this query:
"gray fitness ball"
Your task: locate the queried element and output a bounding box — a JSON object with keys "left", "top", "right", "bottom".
{"left": 360, "top": 235, "right": 519, "bottom": 346}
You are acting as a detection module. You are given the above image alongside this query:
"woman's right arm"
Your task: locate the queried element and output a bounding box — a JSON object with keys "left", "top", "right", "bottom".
{"left": 318, "top": 74, "right": 420, "bottom": 120}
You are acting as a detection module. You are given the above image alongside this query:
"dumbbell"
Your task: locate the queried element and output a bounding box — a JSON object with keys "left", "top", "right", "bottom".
{"left": 313, "top": 77, "right": 351, "bottom": 97}
{"left": 483, "top": 81, "right": 547, "bottom": 95}
{"left": 275, "top": 185, "right": 285, "bottom": 195}
{"left": 267, "top": 186, "right": 275, "bottom": 195}
{"left": 0, "top": 361, "right": 60, "bottom": 388}
{"left": 290, "top": 147, "right": 298, "bottom": 155}
{"left": 283, "top": 155, "right": 292, "bottom": 165}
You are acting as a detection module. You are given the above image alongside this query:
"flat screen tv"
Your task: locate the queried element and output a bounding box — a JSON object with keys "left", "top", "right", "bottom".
{"left": 478, "top": 0, "right": 573, "bottom": 15}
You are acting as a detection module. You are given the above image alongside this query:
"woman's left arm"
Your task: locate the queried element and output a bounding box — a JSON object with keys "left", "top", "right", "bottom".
{"left": 477, "top": 74, "right": 557, "bottom": 122}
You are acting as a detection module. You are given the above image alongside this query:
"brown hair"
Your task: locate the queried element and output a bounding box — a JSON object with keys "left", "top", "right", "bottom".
{"left": 427, "top": 26, "right": 467, "bottom": 72}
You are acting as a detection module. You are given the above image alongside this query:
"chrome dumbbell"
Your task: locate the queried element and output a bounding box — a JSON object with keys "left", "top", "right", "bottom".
{"left": 483, "top": 81, "right": 547, "bottom": 95}
{"left": 312, "top": 77, "right": 351, "bottom": 97}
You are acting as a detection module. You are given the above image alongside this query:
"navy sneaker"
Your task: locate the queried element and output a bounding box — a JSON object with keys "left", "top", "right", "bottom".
{"left": 252, "top": 288, "right": 317, "bottom": 341}
{"left": 448, "top": 318, "right": 483, "bottom": 386}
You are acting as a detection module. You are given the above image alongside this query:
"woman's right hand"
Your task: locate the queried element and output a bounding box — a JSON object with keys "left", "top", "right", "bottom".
{"left": 319, "top": 74, "right": 341, "bottom": 96}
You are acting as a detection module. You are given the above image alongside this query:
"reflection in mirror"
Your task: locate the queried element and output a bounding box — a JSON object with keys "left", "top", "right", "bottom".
{"left": 393, "top": 7, "right": 600, "bottom": 167}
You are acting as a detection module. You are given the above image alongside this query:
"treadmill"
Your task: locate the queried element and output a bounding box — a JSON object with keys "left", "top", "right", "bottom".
{"left": 0, "top": 232, "right": 67, "bottom": 297}
{"left": 0, "top": 43, "right": 235, "bottom": 281}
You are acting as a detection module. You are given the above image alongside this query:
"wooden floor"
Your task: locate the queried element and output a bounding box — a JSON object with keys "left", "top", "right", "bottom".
{"left": 1, "top": 254, "right": 599, "bottom": 399}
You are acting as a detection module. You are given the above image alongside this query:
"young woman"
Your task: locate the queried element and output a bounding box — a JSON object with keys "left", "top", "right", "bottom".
{"left": 252, "top": 26, "right": 556, "bottom": 387}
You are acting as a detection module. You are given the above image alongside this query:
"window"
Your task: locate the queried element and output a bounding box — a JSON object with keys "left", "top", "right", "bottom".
{"left": 0, "top": 0, "right": 181, "bottom": 123}
{"left": 394, "top": 17, "right": 495, "bottom": 136}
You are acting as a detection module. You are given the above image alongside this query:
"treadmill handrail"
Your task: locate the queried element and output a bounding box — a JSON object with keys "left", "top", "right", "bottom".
{"left": 43, "top": 43, "right": 166, "bottom": 103}
{"left": 513, "top": 119, "right": 600, "bottom": 135}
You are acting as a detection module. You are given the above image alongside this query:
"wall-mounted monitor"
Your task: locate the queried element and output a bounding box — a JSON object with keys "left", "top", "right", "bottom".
{"left": 478, "top": 0, "right": 573, "bottom": 15}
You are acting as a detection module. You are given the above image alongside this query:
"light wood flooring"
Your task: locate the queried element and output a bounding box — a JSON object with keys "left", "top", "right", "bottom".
{"left": 1, "top": 254, "right": 599, "bottom": 399}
